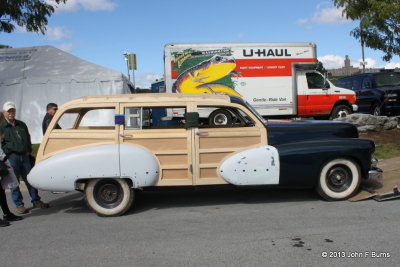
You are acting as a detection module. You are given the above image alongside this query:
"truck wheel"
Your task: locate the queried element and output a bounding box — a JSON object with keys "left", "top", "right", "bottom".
{"left": 330, "top": 105, "right": 352, "bottom": 119}
{"left": 317, "top": 158, "right": 361, "bottom": 201}
{"left": 209, "top": 109, "right": 232, "bottom": 126}
{"left": 371, "top": 103, "right": 382, "bottom": 116}
{"left": 85, "top": 178, "right": 134, "bottom": 217}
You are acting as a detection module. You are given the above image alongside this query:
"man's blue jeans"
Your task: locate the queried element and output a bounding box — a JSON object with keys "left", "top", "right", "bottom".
{"left": 8, "top": 153, "right": 41, "bottom": 207}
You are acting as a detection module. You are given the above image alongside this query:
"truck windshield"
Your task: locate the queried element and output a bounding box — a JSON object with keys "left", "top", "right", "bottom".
{"left": 373, "top": 73, "right": 400, "bottom": 87}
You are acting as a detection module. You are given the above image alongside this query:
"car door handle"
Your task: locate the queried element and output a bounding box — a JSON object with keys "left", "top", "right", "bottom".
{"left": 196, "top": 132, "right": 209, "bottom": 136}
{"left": 120, "top": 134, "right": 133, "bottom": 138}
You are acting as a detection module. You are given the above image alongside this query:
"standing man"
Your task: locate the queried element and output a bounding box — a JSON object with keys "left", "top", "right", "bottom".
{"left": 42, "top": 103, "right": 60, "bottom": 134}
{"left": 0, "top": 101, "right": 49, "bottom": 214}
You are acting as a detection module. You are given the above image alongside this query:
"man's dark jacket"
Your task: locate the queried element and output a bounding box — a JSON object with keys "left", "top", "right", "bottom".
{"left": 42, "top": 113, "right": 61, "bottom": 134}
{"left": 0, "top": 119, "right": 32, "bottom": 155}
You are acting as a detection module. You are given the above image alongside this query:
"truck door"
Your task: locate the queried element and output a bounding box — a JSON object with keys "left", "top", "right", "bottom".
{"left": 297, "top": 71, "right": 333, "bottom": 116}
{"left": 192, "top": 104, "right": 269, "bottom": 185}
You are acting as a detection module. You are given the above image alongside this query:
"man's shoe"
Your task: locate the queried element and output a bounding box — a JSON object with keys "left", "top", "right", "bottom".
{"left": 3, "top": 213, "right": 23, "bottom": 222}
{"left": 15, "top": 206, "right": 28, "bottom": 214}
{"left": 0, "top": 219, "right": 10, "bottom": 227}
{"left": 33, "top": 201, "right": 50, "bottom": 209}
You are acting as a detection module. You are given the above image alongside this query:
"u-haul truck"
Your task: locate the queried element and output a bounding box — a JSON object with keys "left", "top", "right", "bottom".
{"left": 164, "top": 42, "right": 357, "bottom": 119}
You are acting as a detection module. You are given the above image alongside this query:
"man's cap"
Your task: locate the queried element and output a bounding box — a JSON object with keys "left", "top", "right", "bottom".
{"left": 3, "top": 101, "right": 16, "bottom": 112}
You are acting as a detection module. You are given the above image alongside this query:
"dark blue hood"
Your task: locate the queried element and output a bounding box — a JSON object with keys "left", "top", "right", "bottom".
{"left": 266, "top": 120, "right": 359, "bottom": 145}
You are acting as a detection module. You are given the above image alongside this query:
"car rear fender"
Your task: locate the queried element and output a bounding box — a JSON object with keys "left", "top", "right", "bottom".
{"left": 28, "top": 144, "right": 159, "bottom": 191}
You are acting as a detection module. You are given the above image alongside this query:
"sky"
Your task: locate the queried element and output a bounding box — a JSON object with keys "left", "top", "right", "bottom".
{"left": 2, "top": 0, "right": 400, "bottom": 88}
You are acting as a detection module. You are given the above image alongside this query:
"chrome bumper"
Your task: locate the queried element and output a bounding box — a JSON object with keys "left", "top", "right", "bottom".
{"left": 368, "top": 158, "right": 382, "bottom": 180}
{"left": 369, "top": 167, "right": 383, "bottom": 180}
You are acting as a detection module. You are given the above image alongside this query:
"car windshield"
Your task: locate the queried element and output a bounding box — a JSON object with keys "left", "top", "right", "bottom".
{"left": 243, "top": 101, "right": 267, "bottom": 124}
{"left": 373, "top": 73, "right": 400, "bottom": 87}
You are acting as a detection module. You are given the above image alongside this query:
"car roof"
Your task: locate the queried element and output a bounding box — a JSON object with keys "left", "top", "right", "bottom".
{"left": 61, "top": 93, "right": 232, "bottom": 108}
{"left": 338, "top": 71, "right": 400, "bottom": 80}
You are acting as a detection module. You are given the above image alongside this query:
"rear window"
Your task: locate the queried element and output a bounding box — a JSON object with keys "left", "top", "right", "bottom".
{"left": 372, "top": 73, "right": 400, "bottom": 87}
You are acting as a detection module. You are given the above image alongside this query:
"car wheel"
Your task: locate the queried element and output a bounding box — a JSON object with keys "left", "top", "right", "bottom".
{"left": 371, "top": 103, "right": 382, "bottom": 116}
{"left": 85, "top": 178, "right": 134, "bottom": 216}
{"left": 317, "top": 158, "right": 361, "bottom": 201}
{"left": 209, "top": 109, "right": 232, "bottom": 126}
{"left": 330, "top": 105, "right": 352, "bottom": 119}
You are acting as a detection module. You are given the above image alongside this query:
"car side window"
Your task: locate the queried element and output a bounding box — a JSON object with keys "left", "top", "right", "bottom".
{"left": 124, "top": 106, "right": 187, "bottom": 130}
{"left": 56, "top": 108, "right": 115, "bottom": 130}
{"left": 197, "top": 106, "right": 255, "bottom": 128}
{"left": 362, "top": 77, "right": 372, "bottom": 89}
{"left": 352, "top": 78, "right": 362, "bottom": 90}
{"left": 80, "top": 109, "right": 115, "bottom": 127}
{"left": 57, "top": 113, "right": 79, "bottom": 129}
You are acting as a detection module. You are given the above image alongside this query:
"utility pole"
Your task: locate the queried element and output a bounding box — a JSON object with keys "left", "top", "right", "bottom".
{"left": 360, "top": 22, "right": 367, "bottom": 73}
{"left": 123, "top": 52, "right": 137, "bottom": 93}
{"left": 361, "top": 37, "right": 366, "bottom": 73}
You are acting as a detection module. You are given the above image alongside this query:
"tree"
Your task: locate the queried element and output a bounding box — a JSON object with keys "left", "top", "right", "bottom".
{"left": 0, "top": 0, "right": 67, "bottom": 34}
{"left": 334, "top": 0, "right": 400, "bottom": 61}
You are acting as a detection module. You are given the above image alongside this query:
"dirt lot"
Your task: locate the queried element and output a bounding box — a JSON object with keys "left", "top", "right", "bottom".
{"left": 359, "top": 128, "right": 400, "bottom": 144}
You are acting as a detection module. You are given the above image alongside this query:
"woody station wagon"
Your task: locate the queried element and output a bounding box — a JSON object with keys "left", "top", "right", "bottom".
{"left": 28, "top": 93, "right": 381, "bottom": 216}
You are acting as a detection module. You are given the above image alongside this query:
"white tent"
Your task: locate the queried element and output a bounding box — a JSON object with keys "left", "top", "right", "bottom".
{"left": 0, "top": 45, "right": 133, "bottom": 143}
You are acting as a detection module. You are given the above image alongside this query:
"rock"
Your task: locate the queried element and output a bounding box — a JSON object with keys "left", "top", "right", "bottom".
{"left": 334, "top": 114, "right": 399, "bottom": 132}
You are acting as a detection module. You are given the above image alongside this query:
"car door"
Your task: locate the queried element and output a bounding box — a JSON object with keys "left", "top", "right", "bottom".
{"left": 358, "top": 77, "right": 374, "bottom": 112}
{"left": 119, "top": 103, "right": 194, "bottom": 186}
{"left": 192, "top": 103, "right": 268, "bottom": 185}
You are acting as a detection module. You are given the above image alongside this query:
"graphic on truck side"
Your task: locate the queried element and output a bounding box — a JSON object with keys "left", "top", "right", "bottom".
{"left": 171, "top": 49, "right": 242, "bottom": 97}
{"left": 165, "top": 43, "right": 357, "bottom": 117}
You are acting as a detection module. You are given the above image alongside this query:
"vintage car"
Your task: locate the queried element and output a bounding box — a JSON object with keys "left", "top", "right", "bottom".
{"left": 28, "top": 93, "right": 382, "bottom": 216}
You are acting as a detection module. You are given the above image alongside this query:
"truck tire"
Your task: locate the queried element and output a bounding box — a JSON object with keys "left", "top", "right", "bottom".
{"left": 330, "top": 105, "right": 352, "bottom": 119}
{"left": 317, "top": 158, "right": 361, "bottom": 201}
{"left": 85, "top": 178, "right": 134, "bottom": 217}
{"left": 371, "top": 103, "right": 382, "bottom": 116}
{"left": 209, "top": 109, "right": 232, "bottom": 126}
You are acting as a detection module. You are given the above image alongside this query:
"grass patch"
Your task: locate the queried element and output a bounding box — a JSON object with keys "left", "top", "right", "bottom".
{"left": 374, "top": 144, "right": 400, "bottom": 160}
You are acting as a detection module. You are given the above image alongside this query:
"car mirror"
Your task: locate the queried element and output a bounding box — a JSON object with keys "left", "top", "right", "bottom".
{"left": 184, "top": 112, "right": 199, "bottom": 129}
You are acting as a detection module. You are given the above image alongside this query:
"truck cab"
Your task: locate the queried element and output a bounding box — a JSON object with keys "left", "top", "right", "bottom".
{"left": 296, "top": 69, "right": 358, "bottom": 119}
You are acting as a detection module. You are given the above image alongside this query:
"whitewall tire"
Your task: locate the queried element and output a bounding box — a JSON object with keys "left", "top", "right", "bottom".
{"left": 317, "top": 158, "right": 361, "bottom": 201}
{"left": 85, "top": 178, "right": 134, "bottom": 216}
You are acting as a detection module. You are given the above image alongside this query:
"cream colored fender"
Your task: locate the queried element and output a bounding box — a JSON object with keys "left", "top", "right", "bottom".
{"left": 28, "top": 144, "right": 159, "bottom": 191}
{"left": 219, "top": 146, "right": 280, "bottom": 185}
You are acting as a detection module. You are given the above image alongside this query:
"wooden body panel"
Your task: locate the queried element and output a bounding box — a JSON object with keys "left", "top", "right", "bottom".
{"left": 194, "top": 127, "right": 265, "bottom": 185}
{"left": 120, "top": 128, "right": 193, "bottom": 186}
{"left": 41, "top": 128, "right": 118, "bottom": 159}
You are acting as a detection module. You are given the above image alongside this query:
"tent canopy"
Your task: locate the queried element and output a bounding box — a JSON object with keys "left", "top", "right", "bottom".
{"left": 0, "top": 46, "right": 132, "bottom": 143}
